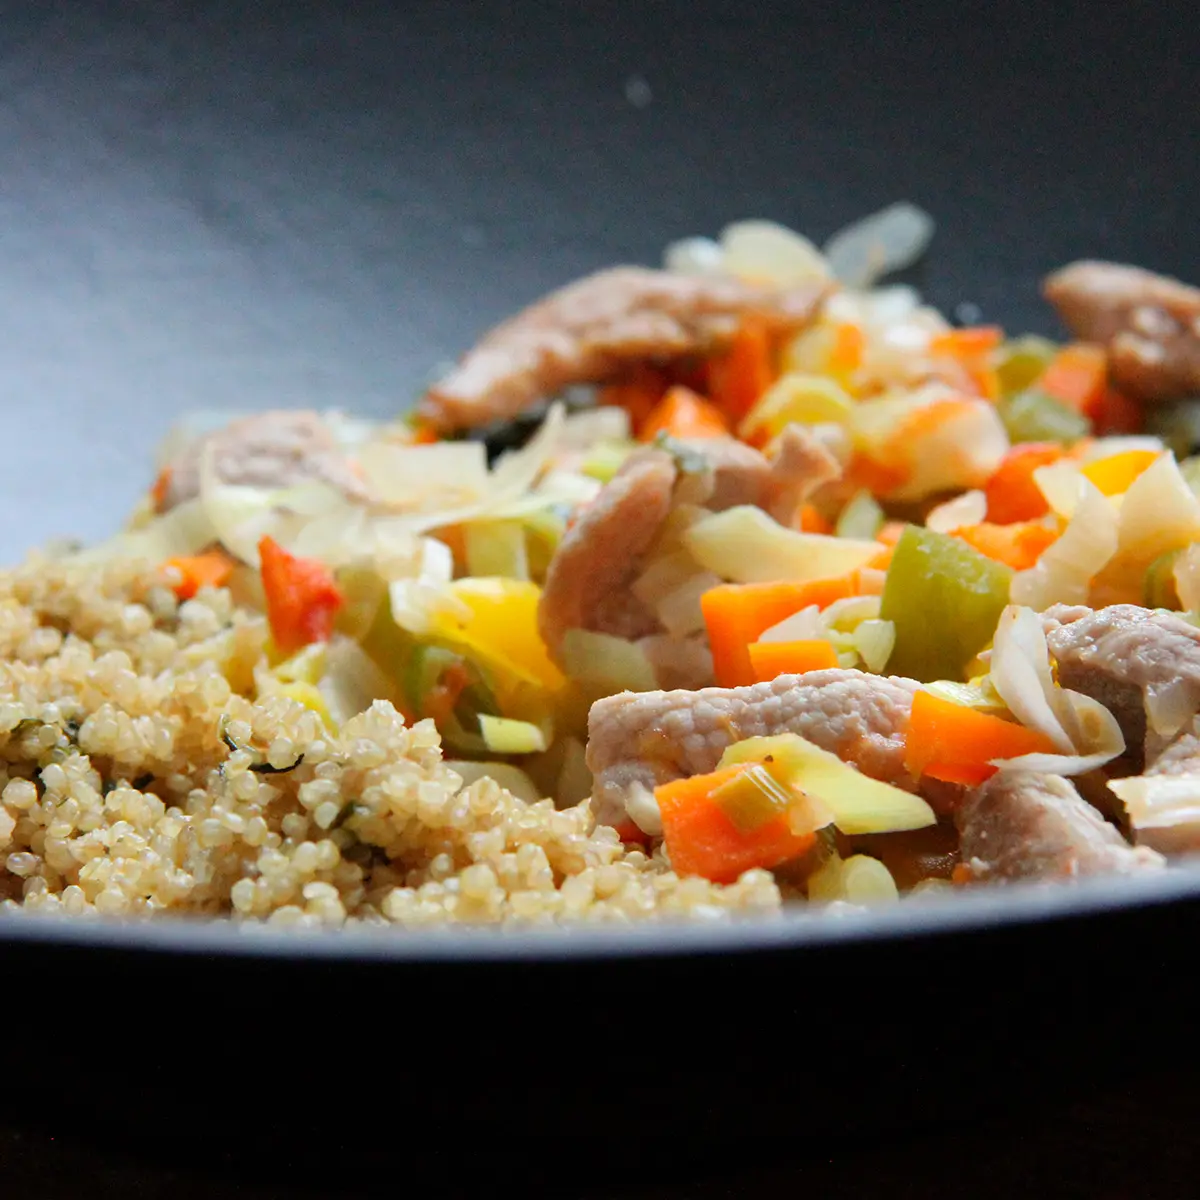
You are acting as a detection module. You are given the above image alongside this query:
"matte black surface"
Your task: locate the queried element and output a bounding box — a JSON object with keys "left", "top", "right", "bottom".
{"left": 4, "top": 0, "right": 1198, "bottom": 560}
{"left": 2, "top": 0, "right": 1200, "bottom": 1169}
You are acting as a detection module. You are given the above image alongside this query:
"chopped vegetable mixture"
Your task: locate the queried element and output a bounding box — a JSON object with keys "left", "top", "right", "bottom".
{"left": 5, "top": 204, "right": 1200, "bottom": 926}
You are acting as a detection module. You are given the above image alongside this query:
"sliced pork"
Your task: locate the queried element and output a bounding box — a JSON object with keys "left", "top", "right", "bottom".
{"left": 1042, "top": 603, "right": 1200, "bottom": 763}
{"left": 1043, "top": 261, "right": 1200, "bottom": 403}
{"left": 586, "top": 668, "right": 920, "bottom": 827}
{"left": 419, "top": 266, "right": 827, "bottom": 433}
{"left": 159, "top": 410, "right": 371, "bottom": 511}
{"left": 957, "top": 769, "right": 1164, "bottom": 882}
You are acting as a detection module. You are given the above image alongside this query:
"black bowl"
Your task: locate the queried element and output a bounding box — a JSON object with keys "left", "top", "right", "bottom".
{"left": 3, "top": 0, "right": 1199, "bottom": 1151}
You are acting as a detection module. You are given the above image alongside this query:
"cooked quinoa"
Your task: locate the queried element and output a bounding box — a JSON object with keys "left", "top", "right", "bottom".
{"left": 0, "top": 557, "right": 781, "bottom": 925}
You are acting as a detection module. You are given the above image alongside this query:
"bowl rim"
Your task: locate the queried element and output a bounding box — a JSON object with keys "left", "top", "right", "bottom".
{"left": 2, "top": 858, "right": 1198, "bottom": 964}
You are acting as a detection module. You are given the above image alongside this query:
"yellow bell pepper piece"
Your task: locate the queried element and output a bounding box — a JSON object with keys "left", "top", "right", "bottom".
{"left": 1080, "top": 449, "right": 1162, "bottom": 497}
{"left": 428, "top": 578, "right": 565, "bottom": 704}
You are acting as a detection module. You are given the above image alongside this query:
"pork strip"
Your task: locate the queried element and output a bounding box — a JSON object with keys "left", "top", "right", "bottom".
{"left": 1043, "top": 261, "right": 1200, "bottom": 403}
{"left": 957, "top": 769, "right": 1164, "bottom": 883}
{"left": 1043, "top": 603, "right": 1200, "bottom": 764}
{"left": 419, "top": 267, "right": 828, "bottom": 433}
{"left": 538, "top": 429, "right": 841, "bottom": 679}
{"left": 160, "top": 410, "right": 371, "bottom": 511}
{"left": 586, "top": 669, "right": 920, "bottom": 827}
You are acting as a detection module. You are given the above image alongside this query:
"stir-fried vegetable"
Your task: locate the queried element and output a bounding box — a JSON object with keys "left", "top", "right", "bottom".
{"left": 706, "top": 317, "right": 776, "bottom": 421}
{"left": 880, "top": 526, "right": 1013, "bottom": 682}
{"left": 984, "top": 442, "right": 1067, "bottom": 524}
{"left": 685, "top": 506, "right": 879, "bottom": 585}
{"left": 701, "top": 575, "right": 873, "bottom": 687}
{"left": 746, "top": 638, "right": 839, "bottom": 682}
{"left": 655, "top": 765, "right": 819, "bottom": 883}
{"left": 998, "top": 388, "right": 1091, "bottom": 445}
{"left": 163, "top": 548, "right": 237, "bottom": 600}
{"left": 258, "top": 536, "right": 345, "bottom": 655}
{"left": 640, "top": 386, "right": 729, "bottom": 442}
{"left": 903, "top": 689, "right": 1058, "bottom": 786}
{"left": 718, "top": 734, "right": 936, "bottom": 835}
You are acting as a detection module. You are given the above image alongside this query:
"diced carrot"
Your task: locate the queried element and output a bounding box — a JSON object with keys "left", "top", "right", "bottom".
{"left": 162, "top": 549, "right": 237, "bottom": 600}
{"left": 951, "top": 863, "right": 974, "bottom": 886}
{"left": 828, "top": 322, "right": 865, "bottom": 379}
{"left": 1038, "top": 343, "right": 1108, "bottom": 417}
{"left": 701, "top": 577, "right": 862, "bottom": 688}
{"left": 656, "top": 765, "right": 817, "bottom": 883}
{"left": 954, "top": 520, "right": 1060, "bottom": 571}
{"left": 1080, "top": 448, "right": 1161, "bottom": 497}
{"left": 903, "top": 690, "right": 1059, "bottom": 786}
{"left": 930, "top": 328, "right": 1004, "bottom": 402}
{"left": 877, "top": 522, "right": 907, "bottom": 548}
{"left": 639, "top": 385, "right": 729, "bottom": 442}
{"left": 930, "top": 326, "right": 1004, "bottom": 358}
{"left": 258, "top": 535, "right": 344, "bottom": 655}
{"left": 747, "top": 638, "right": 839, "bottom": 682}
{"left": 846, "top": 452, "right": 910, "bottom": 496}
{"left": 983, "top": 442, "right": 1066, "bottom": 524}
{"left": 599, "top": 366, "right": 671, "bottom": 435}
{"left": 798, "top": 503, "right": 832, "bottom": 534}
{"left": 150, "top": 467, "right": 173, "bottom": 512}
{"left": 706, "top": 318, "right": 775, "bottom": 422}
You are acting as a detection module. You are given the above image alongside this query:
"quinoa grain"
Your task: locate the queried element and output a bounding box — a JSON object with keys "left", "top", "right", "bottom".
{"left": 0, "top": 558, "right": 782, "bottom": 925}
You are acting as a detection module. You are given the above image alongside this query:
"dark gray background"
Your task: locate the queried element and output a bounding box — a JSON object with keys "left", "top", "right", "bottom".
{"left": 3, "top": 0, "right": 1197, "bottom": 560}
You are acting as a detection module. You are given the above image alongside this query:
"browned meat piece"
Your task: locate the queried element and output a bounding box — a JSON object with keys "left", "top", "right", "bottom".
{"left": 539, "top": 454, "right": 676, "bottom": 653}
{"left": 418, "top": 267, "right": 828, "bottom": 433}
{"left": 538, "top": 429, "right": 841, "bottom": 685}
{"left": 957, "top": 770, "right": 1164, "bottom": 883}
{"left": 1043, "top": 261, "right": 1200, "bottom": 403}
{"left": 159, "top": 410, "right": 371, "bottom": 511}
{"left": 1043, "top": 604, "right": 1200, "bottom": 764}
{"left": 586, "top": 669, "right": 920, "bottom": 827}
{"left": 679, "top": 425, "right": 840, "bottom": 525}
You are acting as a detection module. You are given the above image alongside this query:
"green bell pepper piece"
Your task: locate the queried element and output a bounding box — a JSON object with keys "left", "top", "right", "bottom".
{"left": 880, "top": 525, "right": 1013, "bottom": 683}
{"left": 999, "top": 388, "right": 1091, "bottom": 445}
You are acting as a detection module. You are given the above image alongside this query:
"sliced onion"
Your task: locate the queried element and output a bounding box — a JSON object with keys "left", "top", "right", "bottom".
{"left": 853, "top": 619, "right": 896, "bottom": 674}
{"left": 720, "top": 220, "right": 832, "bottom": 287}
{"left": 72, "top": 497, "right": 217, "bottom": 565}
{"left": 1144, "top": 676, "right": 1199, "bottom": 740}
{"left": 446, "top": 760, "right": 544, "bottom": 805}
{"left": 357, "top": 441, "right": 490, "bottom": 509}
{"left": 560, "top": 629, "right": 658, "bottom": 693}
{"left": 663, "top": 236, "right": 725, "bottom": 277}
{"left": 1116, "top": 452, "right": 1200, "bottom": 572}
{"left": 991, "top": 691, "right": 1125, "bottom": 776}
{"left": 1108, "top": 774, "right": 1200, "bottom": 854}
{"left": 1010, "top": 478, "right": 1117, "bottom": 609}
{"left": 925, "top": 489, "right": 987, "bottom": 534}
{"left": 759, "top": 604, "right": 824, "bottom": 644}
{"left": 1174, "top": 544, "right": 1200, "bottom": 612}
{"left": 318, "top": 636, "right": 405, "bottom": 727}
{"left": 654, "top": 571, "right": 723, "bottom": 639}
{"left": 1033, "top": 462, "right": 1086, "bottom": 519}
{"left": 489, "top": 401, "right": 566, "bottom": 498}
{"left": 683, "top": 506, "right": 879, "bottom": 584}
{"left": 560, "top": 405, "right": 632, "bottom": 448}
{"left": 988, "top": 606, "right": 1075, "bottom": 754}
{"left": 987, "top": 605, "right": 1125, "bottom": 775}
{"left": 823, "top": 202, "right": 935, "bottom": 290}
